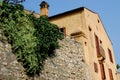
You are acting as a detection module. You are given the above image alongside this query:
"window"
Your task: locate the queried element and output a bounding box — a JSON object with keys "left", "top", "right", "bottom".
{"left": 94, "top": 62, "right": 98, "bottom": 73}
{"left": 97, "top": 19, "right": 100, "bottom": 23}
{"left": 60, "top": 27, "right": 66, "bottom": 35}
{"left": 84, "top": 42, "right": 87, "bottom": 46}
{"left": 88, "top": 26, "right": 92, "bottom": 31}
{"left": 95, "top": 34, "right": 100, "bottom": 56}
{"left": 100, "top": 40, "right": 102, "bottom": 44}
{"left": 108, "top": 48, "right": 113, "bottom": 63}
{"left": 108, "top": 68, "right": 114, "bottom": 80}
{"left": 100, "top": 63, "right": 106, "bottom": 80}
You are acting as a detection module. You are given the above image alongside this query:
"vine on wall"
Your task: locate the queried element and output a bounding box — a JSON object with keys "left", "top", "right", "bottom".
{"left": 0, "top": 2, "right": 63, "bottom": 76}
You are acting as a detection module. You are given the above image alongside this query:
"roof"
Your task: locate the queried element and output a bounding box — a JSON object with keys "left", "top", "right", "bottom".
{"left": 49, "top": 7, "right": 97, "bottom": 19}
{"left": 24, "top": 7, "right": 97, "bottom": 19}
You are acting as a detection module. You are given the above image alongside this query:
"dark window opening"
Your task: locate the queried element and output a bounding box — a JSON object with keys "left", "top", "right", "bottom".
{"left": 98, "top": 19, "right": 100, "bottom": 23}
{"left": 100, "top": 40, "right": 102, "bottom": 44}
{"left": 88, "top": 26, "right": 92, "bottom": 31}
{"left": 108, "top": 48, "right": 113, "bottom": 63}
{"left": 84, "top": 42, "right": 87, "bottom": 46}
{"left": 60, "top": 27, "right": 66, "bottom": 35}
{"left": 60, "top": 28, "right": 64, "bottom": 33}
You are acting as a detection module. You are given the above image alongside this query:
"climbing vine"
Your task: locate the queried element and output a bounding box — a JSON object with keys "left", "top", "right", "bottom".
{"left": 0, "top": 2, "right": 63, "bottom": 75}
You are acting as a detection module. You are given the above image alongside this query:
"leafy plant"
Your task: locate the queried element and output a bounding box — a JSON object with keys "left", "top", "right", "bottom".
{"left": 2, "top": 0, "right": 25, "bottom": 4}
{"left": 0, "top": 3, "right": 63, "bottom": 76}
{"left": 117, "top": 64, "right": 120, "bottom": 69}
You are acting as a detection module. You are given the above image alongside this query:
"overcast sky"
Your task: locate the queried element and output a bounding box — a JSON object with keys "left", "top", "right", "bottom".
{"left": 22, "top": 0, "right": 120, "bottom": 71}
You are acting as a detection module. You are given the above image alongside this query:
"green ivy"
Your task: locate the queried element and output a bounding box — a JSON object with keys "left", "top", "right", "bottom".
{"left": 0, "top": 3, "right": 63, "bottom": 75}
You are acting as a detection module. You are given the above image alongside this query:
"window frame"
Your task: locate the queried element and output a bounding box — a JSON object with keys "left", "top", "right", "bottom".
{"left": 60, "top": 27, "right": 66, "bottom": 36}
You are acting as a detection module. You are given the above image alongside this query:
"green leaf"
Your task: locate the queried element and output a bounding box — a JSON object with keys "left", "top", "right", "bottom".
{"left": 0, "top": 3, "right": 63, "bottom": 75}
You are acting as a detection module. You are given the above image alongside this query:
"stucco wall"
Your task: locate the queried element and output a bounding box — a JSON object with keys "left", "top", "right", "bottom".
{"left": 118, "top": 72, "right": 120, "bottom": 80}
{"left": 84, "top": 8, "right": 118, "bottom": 80}
{"left": 50, "top": 11, "right": 84, "bottom": 35}
{"left": 49, "top": 8, "right": 118, "bottom": 80}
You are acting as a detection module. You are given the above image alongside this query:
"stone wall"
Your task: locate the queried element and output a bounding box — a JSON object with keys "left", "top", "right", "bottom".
{"left": 40, "top": 37, "right": 91, "bottom": 80}
{"left": 0, "top": 29, "right": 91, "bottom": 80}
{"left": 0, "top": 29, "right": 28, "bottom": 80}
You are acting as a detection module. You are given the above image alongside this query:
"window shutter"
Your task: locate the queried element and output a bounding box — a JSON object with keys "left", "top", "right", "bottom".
{"left": 95, "top": 34, "right": 100, "bottom": 56}
{"left": 109, "top": 68, "right": 114, "bottom": 80}
{"left": 100, "top": 63, "right": 106, "bottom": 80}
{"left": 108, "top": 49, "right": 113, "bottom": 63}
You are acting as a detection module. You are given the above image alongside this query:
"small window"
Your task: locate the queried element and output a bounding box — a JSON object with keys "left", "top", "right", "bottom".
{"left": 108, "top": 48, "right": 113, "bottom": 63}
{"left": 97, "top": 19, "right": 100, "bottom": 23}
{"left": 94, "top": 62, "right": 98, "bottom": 73}
{"left": 60, "top": 28, "right": 64, "bottom": 33}
{"left": 84, "top": 42, "right": 87, "bottom": 46}
{"left": 88, "top": 26, "right": 92, "bottom": 31}
{"left": 100, "top": 40, "right": 102, "bottom": 44}
{"left": 60, "top": 27, "right": 66, "bottom": 35}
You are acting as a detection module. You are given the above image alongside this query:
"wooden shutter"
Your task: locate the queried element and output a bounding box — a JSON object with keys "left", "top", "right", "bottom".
{"left": 109, "top": 68, "right": 114, "bottom": 80}
{"left": 100, "top": 63, "right": 106, "bottom": 80}
{"left": 95, "top": 34, "right": 100, "bottom": 56}
{"left": 108, "top": 49, "right": 113, "bottom": 63}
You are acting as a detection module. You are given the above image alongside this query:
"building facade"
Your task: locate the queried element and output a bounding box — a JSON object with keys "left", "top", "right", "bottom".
{"left": 28, "top": 1, "right": 118, "bottom": 80}
{"left": 49, "top": 6, "right": 117, "bottom": 80}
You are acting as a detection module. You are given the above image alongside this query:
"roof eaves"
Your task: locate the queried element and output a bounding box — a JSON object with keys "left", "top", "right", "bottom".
{"left": 49, "top": 7, "right": 98, "bottom": 19}
{"left": 49, "top": 7, "right": 84, "bottom": 19}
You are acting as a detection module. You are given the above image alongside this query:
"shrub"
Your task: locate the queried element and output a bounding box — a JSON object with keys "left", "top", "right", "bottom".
{"left": 0, "top": 3, "right": 63, "bottom": 75}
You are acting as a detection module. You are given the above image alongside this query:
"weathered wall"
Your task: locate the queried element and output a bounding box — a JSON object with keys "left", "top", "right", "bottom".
{"left": 0, "top": 29, "right": 28, "bottom": 80}
{"left": 40, "top": 37, "right": 91, "bottom": 80}
{"left": 0, "top": 28, "right": 91, "bottom": 80}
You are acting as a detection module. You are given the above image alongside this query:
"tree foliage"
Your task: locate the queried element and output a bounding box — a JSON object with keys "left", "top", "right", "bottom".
{"left": 117, "top": 64, "right": 120, "bottom": 69}
{"left": 0, "top": 3, "right": 63, "bottom": 75}
{"left": 2, "top": 0, "right": 25, "bottom": 4}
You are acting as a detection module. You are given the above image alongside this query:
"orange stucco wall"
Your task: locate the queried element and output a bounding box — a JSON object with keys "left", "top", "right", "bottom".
{"left": 49, "top": 8, "right": 118, "bottom": 80}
